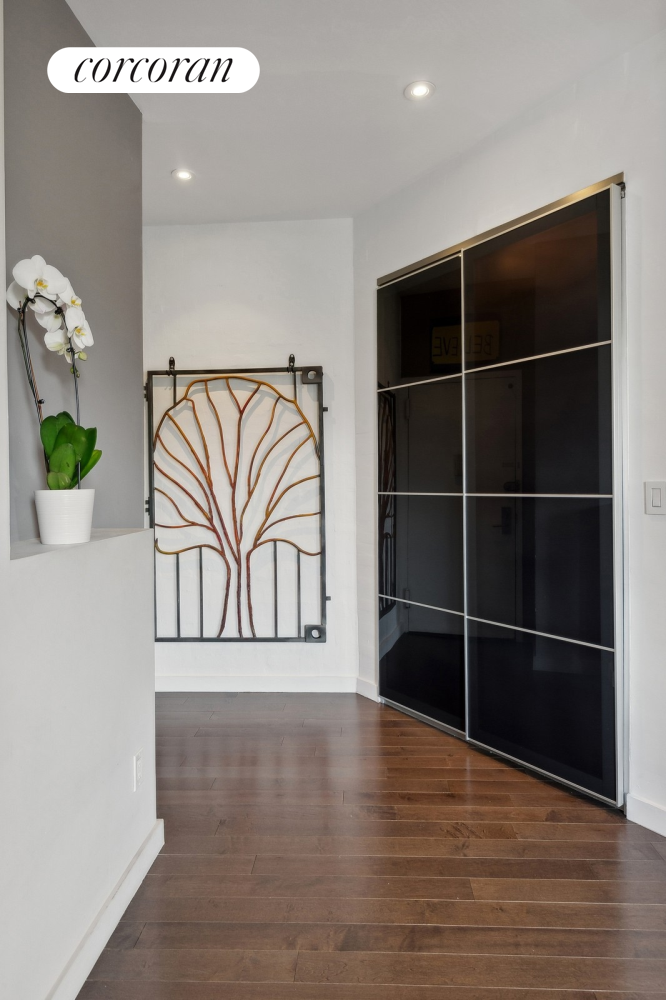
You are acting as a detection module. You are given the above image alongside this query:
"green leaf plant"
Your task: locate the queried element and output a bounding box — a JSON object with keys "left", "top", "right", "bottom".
{"left": 40, "top": 410, "right": 102, "bottom": 490}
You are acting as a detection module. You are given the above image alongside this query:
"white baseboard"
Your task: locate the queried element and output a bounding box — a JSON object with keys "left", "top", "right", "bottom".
{"left": 47, "top": 819, "right": 164, "bottom": 1000}
{"left": 356, "top": 677, "right": 379, "bottom": 701}
{"left": 626, "top": 793, "right": 666, "bottom": 838}
{"left": 156, "top": 675, "right": 358, "bottom": 693}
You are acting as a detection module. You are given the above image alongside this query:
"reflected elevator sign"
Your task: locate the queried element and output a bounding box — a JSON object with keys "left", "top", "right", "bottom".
{"left": 431, "top": 322, "right": 500, "bottom": 365}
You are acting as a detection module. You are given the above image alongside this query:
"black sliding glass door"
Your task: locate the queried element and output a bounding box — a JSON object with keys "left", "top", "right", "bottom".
{"left": 378, "top": 256, "right": 466, "bottom": 732}
{"left": 377, "top": 186, "right": 620, "bottom": 803}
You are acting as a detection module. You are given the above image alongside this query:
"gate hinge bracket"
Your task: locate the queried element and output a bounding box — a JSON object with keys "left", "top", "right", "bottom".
{"left": 301, "top": 365, "right": 323, "bottom": 384}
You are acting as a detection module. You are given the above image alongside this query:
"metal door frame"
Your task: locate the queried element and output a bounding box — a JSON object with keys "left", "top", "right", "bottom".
{"left": 376, "top": 177, "right": 626, "bottom": 809}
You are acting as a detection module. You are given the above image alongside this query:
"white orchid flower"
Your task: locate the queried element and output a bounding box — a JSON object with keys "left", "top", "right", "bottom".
{"left": 27, "top": 295, "right": 64, "bottom": 332}
{"left": 6, "top": 280, "right": 28, "bottom": 309}
{"left": 35, "top": 308, "right": 64, "bottom": 334}
{"left": 65, "top": 306, "right": 94, "bottom": 350}
{"left": 6, "top": 280, "right": 65, "bottom": 330}
{"left": 43, "top": 327, "right": 72, "bottom": 357}
{"left": 30, "top": 295, "right": 57, "bottom": 315}
{"left": 12, "top": 255, "right": 67, "bottom": 300}
{"left": 58, "top": 281, "right": 82, "bottom": 309}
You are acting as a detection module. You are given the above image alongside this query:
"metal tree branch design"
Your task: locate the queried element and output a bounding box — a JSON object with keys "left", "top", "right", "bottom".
{"left": 153, "top": 375, "right": 322, "bottom": 637}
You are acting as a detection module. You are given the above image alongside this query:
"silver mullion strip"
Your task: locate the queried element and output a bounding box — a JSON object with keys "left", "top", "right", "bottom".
{"left": 378, "top": 252, "right": 462, "bottom": 290}
{"left": 377, "top": 371, "right": 462, "bottom": 392}
{"left": 377, "top": 340, "right": 611, "bottom": 394}
{"left": 466, "top": 614, "right": 614, "bottom": 653}
{"left": 468, "top": 493, "right": 612, "bottom": 498}
{"left": 467, "top": 493, "right": 612, "bottom": 498}
{"left": 379, "top": 599, "right": 615, "bottom": 653}
{"left": 379, "top": 594, "right": 464, "bottom": 617}
{"left": 380, "top": 492, "right": 612, "bottom": 499}
{"left": 466, "top": 736, "right": 617, "bottom": 807}
{"left": 380, "top": 696, "right": 466, "bottom": 740}
{"left": 466, "top": 340, "right": 611, "bottom": 376}
{"left": 379, "top": 696, "right": 616, "bottom": 805}
{"left": 611, "top": 183, "right": 627, "bottom": 810}
{"left": 378, "top": 491, "right": 462, "bottom": 497}
{"left": 378, "top": 175, "right": 623, "bottom": 286}
{"left": 461, "top": 252, "right": 470, "bottom": 737}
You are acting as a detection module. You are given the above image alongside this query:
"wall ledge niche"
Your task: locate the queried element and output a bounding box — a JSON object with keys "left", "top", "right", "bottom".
{"left": 10, "top": 527, "right": 151, "bottom": 561}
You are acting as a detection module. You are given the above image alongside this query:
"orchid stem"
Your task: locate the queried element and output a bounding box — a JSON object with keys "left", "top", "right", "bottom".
{"left": 17, "top": 303, "right": 44, "bottom": 423}
{"left": 16, "top": 304, "right": 48, "bottom": 475}
{"left": 70, "top": 351, "right": 81, "bottom": 488}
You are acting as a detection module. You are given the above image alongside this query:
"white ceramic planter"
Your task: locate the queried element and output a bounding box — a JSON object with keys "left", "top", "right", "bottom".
{"left": 35, "top": 488, "right": 95, "bottom": 545}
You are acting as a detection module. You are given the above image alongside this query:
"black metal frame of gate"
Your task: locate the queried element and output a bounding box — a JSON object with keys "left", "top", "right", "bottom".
{"left": 146, "top": 360, "right": 327, "bottom": 643}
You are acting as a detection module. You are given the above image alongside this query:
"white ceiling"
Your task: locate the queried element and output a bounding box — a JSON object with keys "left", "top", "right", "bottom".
{"left": 67, "top": 0, "right": 666, "bottom": 225}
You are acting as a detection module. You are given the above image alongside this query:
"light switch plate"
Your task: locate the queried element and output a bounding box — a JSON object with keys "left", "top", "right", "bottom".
{"left": 645, "top": 481, "right": 666, "bottom": 514}
{"left": 133, "top": 748, "right": 144, "bottom": 791}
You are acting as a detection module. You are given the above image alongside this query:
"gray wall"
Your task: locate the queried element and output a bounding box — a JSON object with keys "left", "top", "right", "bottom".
{"left": 4, "top": 0, "right": 143, "bottom": 541}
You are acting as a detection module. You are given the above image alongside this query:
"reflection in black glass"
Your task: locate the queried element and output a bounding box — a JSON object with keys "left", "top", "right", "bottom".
{"left": 378, "top": 257, "right": 462, "bottom": 386}
{"left": 380, "top": 604, "right": 465, "bottom": 731}
{"left": 468, "top": 619, "right": 616, "bottom": 800}
{"left": 392, "top": 378, "right": 463, "bottom": 494}
{"left": 466, "top": 497, "right": 613, "bottom": 648}
{"left": 378, "top": 391, "right": 396, "bottom": 617}
{"left": 464, "top": 192, "right": 611, "bottom": 368}
{"left": 465, "top": 345, "right": 612, "bottom": 495}
{"left": 387, "top": 495, "right": 464, "bottom": 613}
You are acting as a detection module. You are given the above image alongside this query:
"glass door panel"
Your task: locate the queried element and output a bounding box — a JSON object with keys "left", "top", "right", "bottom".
{"left": 464, "top": 191, "right": 611, "bottom": 368}
{"left": 465, "top": 345, "right": 612, "bottom": 495}
{"left": 466, "top": 497, "right": 614, "bottom": 647}
{"left": 394, "top": 378, "right": 463, "bottom": 494}
{"left": 377, "top": 256, "right": 464, "bottom": 731}
{"left": 380, "top": 605, "right": 465, "bottom": 732}
{"left": 467, "top": 619, "right": 616, "bottom": 801}
{"left": 391, "top": 495, "right": 464, "bottom": 613}
{"left": 378, "top": 256, "right": 462, "bottom": 388}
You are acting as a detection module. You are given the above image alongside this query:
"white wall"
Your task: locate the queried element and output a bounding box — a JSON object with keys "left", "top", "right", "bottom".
{"left": 0, "top": 534, "right": 161, "bottom": 1000}
{"left": 0, "top": 6, "right": 161, "bottom": 996}
{"left": 144, "top": 219, "right": 358, "bottom": 692}
{"left": 5, "top": 0, "right": 145, "bottom": 543}
{"left": 354, "top": 29, "right": 666, "bottom": 833}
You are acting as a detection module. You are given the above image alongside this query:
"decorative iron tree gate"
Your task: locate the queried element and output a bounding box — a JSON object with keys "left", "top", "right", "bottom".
{"left": 146, "top": 360, "right": 326, "bottom": 641}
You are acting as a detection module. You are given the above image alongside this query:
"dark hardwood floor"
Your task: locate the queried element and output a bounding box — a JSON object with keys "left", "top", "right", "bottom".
{"left": 79, "top": 693, "right": 666, "bottom": 999}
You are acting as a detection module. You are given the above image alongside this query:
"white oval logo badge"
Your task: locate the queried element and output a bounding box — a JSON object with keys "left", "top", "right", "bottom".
{"left": 48, "top": 47, "right": 260, "bottom": 94}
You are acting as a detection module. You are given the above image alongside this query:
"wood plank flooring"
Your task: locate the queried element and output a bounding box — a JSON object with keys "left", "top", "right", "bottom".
{"left": 78, "top": 693, "right": 666, "bottom": 999}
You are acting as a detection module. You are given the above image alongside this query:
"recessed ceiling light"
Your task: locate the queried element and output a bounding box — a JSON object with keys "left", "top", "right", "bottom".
{"left": 172, "top": 168, "right": 193, "bottom": 181}
{"left": 404, "top": 81, "right": 435, "bottom": 101}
